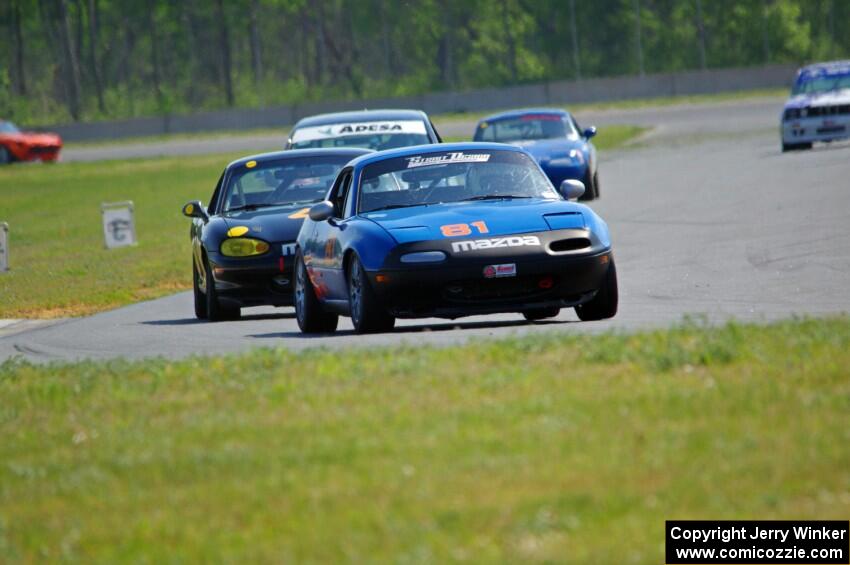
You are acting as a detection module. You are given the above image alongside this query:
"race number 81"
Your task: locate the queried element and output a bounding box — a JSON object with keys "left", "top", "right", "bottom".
{"left": 440, "top": 221, "right": 489, "bottom": 237}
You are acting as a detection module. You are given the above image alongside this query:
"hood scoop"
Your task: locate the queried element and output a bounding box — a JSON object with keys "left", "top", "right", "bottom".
{"left": 388, "top": 225, "right": 433, "bottom": 244}
{"left": 543, "top": 212, "right": 585, "bottom": 231}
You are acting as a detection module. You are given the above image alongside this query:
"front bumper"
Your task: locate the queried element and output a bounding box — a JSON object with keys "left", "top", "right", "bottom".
{"left": 782, "top": 115, "right": 850, "bottom": 144}
{"left": 368, "top": 228, "right": 612, "bottom": 319}
{"left": 20, "top": 145, "right": 61, "bottom": 162}
{"left": 208, "top": 252, "right": 294, "bottom": 308}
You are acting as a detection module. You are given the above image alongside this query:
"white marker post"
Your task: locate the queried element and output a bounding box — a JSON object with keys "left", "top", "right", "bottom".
{"left": 101, "top": 201, "right": 137, "bottom": 249}
{"left": 0, "top": 222, "right": 8, "bottom": 272}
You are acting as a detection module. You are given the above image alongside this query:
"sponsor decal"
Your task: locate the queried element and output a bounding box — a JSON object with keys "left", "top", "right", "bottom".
{"left": 483, "top": 263, "right": 517, "bottom": 278}
{"left": 290, "top": 120, "right": 427, "bottom": 143}
{"left": 521, "top": 114, "right": 563, "bottom": 121}
{"left": 324, "top": 237, "right": 337, "bottom": 259}
{"left": 339, "top": 123, "right": 400, "bottom": 134}
{"left": 406, "top": 151, "right": 491, "bottom": 168}
{"left": 282, "top": 243, "right": 296, "bottom": 256}
{"left": 452, "top": 235, "right": 541, "bottom": 253}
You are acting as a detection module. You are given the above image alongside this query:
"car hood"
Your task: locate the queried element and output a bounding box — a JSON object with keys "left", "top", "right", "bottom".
{"left": 784, "top": 88, "right": 850, "bottom": 109}
{"left": 508, "top": 138, "right": 584, "bottom": 162}
{"left": 220, "top": 203, "right": 313, "bottom": 243}
{"left": 363, "top": 199, "right": 588, "bottom": 244}
{"left": 0, "top": 131, "right": 62, "bottom": 145}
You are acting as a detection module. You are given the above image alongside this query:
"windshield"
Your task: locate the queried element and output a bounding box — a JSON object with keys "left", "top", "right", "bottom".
{"left": 358, "top": 149, "right": 560, "bottom": 214}
{"left": 792, "top": 74, "right": 850, "bottom": 95}
{"left": 222, "top": 155, "right": 352, "bottom": 212}
{"left": 289, "top": 120, "right": 430, "bottom": 150}
{"left": 0, "top": 121, "right": 20, "bottom": 134}
{"left": 474, "top": 114, "right": 576, "bottom": 143}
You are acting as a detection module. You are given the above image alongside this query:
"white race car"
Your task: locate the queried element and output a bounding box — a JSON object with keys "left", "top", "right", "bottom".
{"left": 781, "top": 60, "right": 850, "bottom": 152}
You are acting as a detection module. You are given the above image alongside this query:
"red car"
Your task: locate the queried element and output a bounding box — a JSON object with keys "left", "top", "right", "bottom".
{"left": 0, "top": 121, "right": 62, "bottom": 164}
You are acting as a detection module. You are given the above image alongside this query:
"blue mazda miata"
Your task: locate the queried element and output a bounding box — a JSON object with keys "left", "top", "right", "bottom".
{"left": 473, "top": 108, "right": 599, "bottom": 200}
{"left": 294, "top": 143, "right": 617, "bottom": 333}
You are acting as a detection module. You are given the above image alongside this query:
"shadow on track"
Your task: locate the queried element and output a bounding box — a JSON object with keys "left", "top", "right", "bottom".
{"left": 248, "top": 317, "right": 571, "bottom": 339}
{"left": 142, "top": 311, "right": 296, "bottom": 326}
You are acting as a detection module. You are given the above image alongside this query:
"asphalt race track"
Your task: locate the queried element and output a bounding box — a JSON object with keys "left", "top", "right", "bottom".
{"left": 4, "top": 98, "right": 849, "bottom": 362}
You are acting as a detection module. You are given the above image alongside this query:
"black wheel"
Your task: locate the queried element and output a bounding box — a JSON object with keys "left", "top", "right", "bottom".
{"left": 593, "top": 171, "right": 600, "bottom": 198}
{"left": 193, "top": 259, "right": 208, "bottom": 319}
{"left": 523, "top": 307, "right": 561, "bottom": 321}
{"left": 782, "top": 142, "right": 812, "bottom": 152}
{"left": 578, "top": 169, "right": 596, "bottom": 201}
{"left": 294, "top": 251, "right": 338, "bottom": 333}
{"left": 575, "top": 259, "right": 618, "bottom": 321}
{"left": 348, "top": 256, "right": 395, "bottom": 334}
{"left": 204, "top": 256, "right": 240, "bottom": 321}
{"left": 0, "top": 146, "right": 12, "bottom": 165}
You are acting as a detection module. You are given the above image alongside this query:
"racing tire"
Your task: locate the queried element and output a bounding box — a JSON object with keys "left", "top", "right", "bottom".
{"left": 203, "top": 257, "right": 240, "bottom": 322}
{"left": 578, "top": 169, "right": 596, "bottom": 201}
{"left": 294, "top": 251, "right": 338, "bottom": 333}
{"left": 0, "top": 146, "right": 12, "bottom": 165}
{"left": 575, "top": 259, "right": 618, "bottom": 321}
{"left": 593, "top": 171, "right": 600, "bottom": 198}
{"left": 523, "top": 307, "right": 561, "bottom": 321}
{"left": 193, "top": 260, "right": 208, "bottom": 319}
{"left": 348, "top": 256, "right": 395, "bottom": 334}
{"left": 782, "top": 142, "right": 812, "bottom": 152}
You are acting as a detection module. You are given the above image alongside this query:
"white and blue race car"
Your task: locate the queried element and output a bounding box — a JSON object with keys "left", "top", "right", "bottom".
{"left": 781, "top": 60, "right": 850, "bottom": 152}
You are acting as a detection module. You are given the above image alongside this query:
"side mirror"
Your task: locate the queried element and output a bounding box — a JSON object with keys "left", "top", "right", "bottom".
{"left": 308, "top": 200, "right": 335, "bottom": 222}
{"left": 583, "top": 126, "right": 597, "bottom": 139}
{"left": 559, "top": 179, "right": 585, "bottom": 201}
{"left": 182, "top": 200, "right": 209, "bottom": 220}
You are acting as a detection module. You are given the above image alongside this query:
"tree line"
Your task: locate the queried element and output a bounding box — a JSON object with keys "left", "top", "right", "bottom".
{"left": 1, "top": 0, "right": 847, "bottom": 125}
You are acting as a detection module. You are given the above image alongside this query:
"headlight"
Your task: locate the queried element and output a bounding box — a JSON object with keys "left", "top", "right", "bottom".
{"left": 221, "top": 237, "right": 270, "bottom": 257}
{"left": 549, "top": 149, "right": 585, "bottom": 166}
{"left": 784, "top": 108, "right": 801, "bottom": 121}
{"left": 400, "top": 251, "right": 446, "bottom": 263}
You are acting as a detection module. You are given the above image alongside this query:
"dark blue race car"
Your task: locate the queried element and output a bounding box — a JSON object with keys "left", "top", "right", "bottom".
{"left": 473, "top": 109, "right": 599, "bottom": 200}
{"left": 294, "top": 143, "right": 617, "bottom": 333}
{"left": 286, "top": 109, "right": 443, "bottom": 151}
{"left": 182, "top": 148, "right": 370, "bottom": 320}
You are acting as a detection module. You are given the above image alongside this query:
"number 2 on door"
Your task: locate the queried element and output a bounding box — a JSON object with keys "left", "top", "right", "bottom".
{"left": 440, "top": 221, "right": 489, "bottom": 237}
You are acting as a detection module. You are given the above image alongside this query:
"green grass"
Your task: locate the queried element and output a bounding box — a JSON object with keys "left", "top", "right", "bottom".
{"left": 1, "top": 317, "right": 848, "bottom": 563}
{"left": 0, "top": 124, "right": 644, "bottom": 319}
{"left": 0, "top": 153, "right": 243, "bottom": 318}
{"left": 64, "top": 127, "right": 286, "bottom": 150}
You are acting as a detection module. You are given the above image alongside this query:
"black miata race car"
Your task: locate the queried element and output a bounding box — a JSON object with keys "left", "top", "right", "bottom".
{"left": 182, "top": 148, "right": 370, "bottom": 320}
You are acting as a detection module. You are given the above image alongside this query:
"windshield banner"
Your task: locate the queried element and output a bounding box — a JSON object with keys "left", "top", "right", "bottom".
{"left": 291, "top": 120, "right": 427, "bottom": 143}
{"left": 406, "top": 152, "right": 492, "bottom": 168}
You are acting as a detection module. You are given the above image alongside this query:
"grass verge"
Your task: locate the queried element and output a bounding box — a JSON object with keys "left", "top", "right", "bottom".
{"left": 0, "top": 152, "right": 243, "bottom": 318}
{"left": 0, "top": 124, "right": 644, "bottom": 319}
{"left": 1, "top": 317, "right": 848, "bottom": 562}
